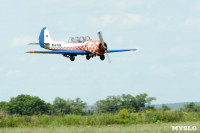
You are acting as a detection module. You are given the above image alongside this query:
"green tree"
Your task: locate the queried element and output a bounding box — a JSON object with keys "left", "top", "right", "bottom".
{"left": 95, "top": 96, "right": 121, "bottom": 113}
{"left": 70, "top": 98, "right": 87, "bottom": 115}
{"left": 135, "top": 93, "right": 156, "bottom": 111}
{"left": 95, "top": 93, "right": 156, "bottom": 113}
{"left": 53, "top": 97, "right": 87, "bottom": 115}
{"left": 161, "top": 104, "right": 171, "bottom": 111}
{"left": 120, "top": 94, "right": 137, "bottom": 113}
{"left": 7, "top": 94, "right": 50, "bottom": 115}
{"left": 0, "top": 101, "right": 8, "bottom": 112}
{"left": 181, "top": 102, "right": 198, "bottom": 112}
{"left": 53, "top": 97, "right": 67, "bottom": 114}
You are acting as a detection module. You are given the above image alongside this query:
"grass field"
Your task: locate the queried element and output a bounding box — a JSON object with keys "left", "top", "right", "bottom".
{"left": 0, "top": 121, "right": 199, "bottom": 133}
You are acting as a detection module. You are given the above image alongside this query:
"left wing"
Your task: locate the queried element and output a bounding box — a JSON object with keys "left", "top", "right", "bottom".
{"left": 26, "top": 50, "right": 91, "bottom": 55}
{"left": 106, "top": 49, "right": 136, "bottom": 53}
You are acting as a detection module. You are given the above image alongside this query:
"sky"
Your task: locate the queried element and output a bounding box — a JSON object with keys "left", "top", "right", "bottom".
{"left": 0, "top": 0, "right": 200, "bottom": 105}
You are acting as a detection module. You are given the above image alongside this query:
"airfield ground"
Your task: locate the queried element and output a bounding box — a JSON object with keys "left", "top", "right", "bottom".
{"left": 0, "top": 121, "right": 199, "bottom": 133}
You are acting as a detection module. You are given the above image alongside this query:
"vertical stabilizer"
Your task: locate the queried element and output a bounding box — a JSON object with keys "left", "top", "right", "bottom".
{"left": 39, "top": 27, "right": 54, "bottom": 48}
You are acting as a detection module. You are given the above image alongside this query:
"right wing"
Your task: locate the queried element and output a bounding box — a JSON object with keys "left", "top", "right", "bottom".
{"left": 106, "top": 49, "right": 136, "bottom": 53}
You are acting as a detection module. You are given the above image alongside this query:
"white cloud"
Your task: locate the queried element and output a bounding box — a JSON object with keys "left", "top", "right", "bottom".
{"left": 11, "top": 36, "right": 34, "bottom": 47}
{"left": 89, "top": 13, "right": 150, "bottom": 28}
{"left": 157, "top": 24, "right": 169, "bottom": 31}
{"left": 29, "top": 57, "right": 37, "bottom": 63}
{"left": 6, "top": 70, "right": 20, "bottom": 77}
{"left": 89, "top": 15, "right": 113, "bottom": 27}
{"left": 169, "top": 46, "right": 193, "bottom": 56}
{"left": 16, "top": 57, "right": 38, "bottom": 64}
{"left": 115, "top": 36, "right": 123, "bottom": 43}
{"left": 49, "top": 65, "right": 61, "bottom": 72}
{"left": 184, "top": 18, "right": 200, "bottom": 30}
{"left": 0, "top": 67, "right": 3, "bottom": 72}
{"left": 55, "top": 67, "right": 74, "bottom": 78}
{"left": 120, "top": 13, "right": 151, "bottom": 27}
{"left": 121, "top": 13, "right": 142, "bottom": 26}
{"left": 149, "top": 65, "right": 171, "bottom": 76}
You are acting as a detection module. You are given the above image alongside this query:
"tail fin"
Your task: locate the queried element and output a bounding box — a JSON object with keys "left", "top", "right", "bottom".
{"left": 39, "top": 27, "right": 54, "bottom": 48}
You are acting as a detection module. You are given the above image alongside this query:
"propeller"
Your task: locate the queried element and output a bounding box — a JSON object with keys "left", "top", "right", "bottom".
{"left": 98, "top": 32, "right": 111, "bottom": 63}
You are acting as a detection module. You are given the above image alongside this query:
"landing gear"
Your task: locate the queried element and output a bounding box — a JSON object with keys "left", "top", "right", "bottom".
{"left": 100, "top": 55, "right": 105, "bottom": 61}
{"left": 63, "top": 54, "right": 76, "bottom": 61}
{"left": 86, "top": 54, "right": 95, "bottom": 60}
{"left": 70, "top": 55, "right": 75, "bottom": 61}
{"left": 86, "top": 55, "right": 90, "bottom": 60}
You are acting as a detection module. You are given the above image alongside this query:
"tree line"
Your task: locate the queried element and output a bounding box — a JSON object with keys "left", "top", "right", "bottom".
{"left": 0, "top": 93, "right": 198, "bottom": 115}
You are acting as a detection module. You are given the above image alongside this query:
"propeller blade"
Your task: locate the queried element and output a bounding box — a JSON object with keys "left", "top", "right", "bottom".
{"left": 105, "top": 52, "right": 111, "bottom": 63}
{"left": 98, "top": 32, "right": 111, "bottom": 63}
{"left": 98, "top": 32, "right": 106, "bottom": 49}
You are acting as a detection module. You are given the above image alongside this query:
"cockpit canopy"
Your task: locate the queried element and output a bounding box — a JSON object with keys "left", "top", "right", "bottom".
{"left": 67, "top": 36, "right": 92, "bottom": 43}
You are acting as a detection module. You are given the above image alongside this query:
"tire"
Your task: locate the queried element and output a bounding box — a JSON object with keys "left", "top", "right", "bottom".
{"left": 100, "top": 55, "right": 105, "bottom": 60}
{"left": 70, "top": 55, "right": 75, "bottom": 61}
{"left": 86, "top": 55, "right": 90, "bottom": 60}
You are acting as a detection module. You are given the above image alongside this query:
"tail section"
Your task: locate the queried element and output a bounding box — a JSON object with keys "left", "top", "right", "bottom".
{"left": 39, "top": 27, "right": 54, "bottom": 48}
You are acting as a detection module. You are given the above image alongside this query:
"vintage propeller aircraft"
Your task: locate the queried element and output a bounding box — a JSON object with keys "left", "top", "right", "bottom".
{"left": 27, "top": 27, "right": 136, "bottom": 62}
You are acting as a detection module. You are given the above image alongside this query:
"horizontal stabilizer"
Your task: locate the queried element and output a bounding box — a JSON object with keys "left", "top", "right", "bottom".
{"left": 28, "top": 43, "right": 49, "bottom": 45}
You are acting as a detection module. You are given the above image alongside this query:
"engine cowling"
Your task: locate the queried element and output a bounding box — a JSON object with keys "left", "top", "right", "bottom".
{"left": 99, "top": 42, "right": 107, "bottom": 53}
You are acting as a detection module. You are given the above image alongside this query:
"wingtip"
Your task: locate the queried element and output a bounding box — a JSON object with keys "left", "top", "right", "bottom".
{"left": 26, "top": 51, "right": 34, "bottom": 53}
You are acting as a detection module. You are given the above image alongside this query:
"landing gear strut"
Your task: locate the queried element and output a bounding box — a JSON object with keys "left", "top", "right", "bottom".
{"left": 100, "top": 55, "right": 105, "bottom": 61}
{"left": 70, "top": 55, "right": 75, "bottom": 61}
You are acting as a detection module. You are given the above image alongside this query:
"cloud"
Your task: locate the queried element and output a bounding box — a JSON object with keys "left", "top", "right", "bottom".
{"left": 16, "top": 57, "right": 38, "bottom": 64}
{"left": 115, "top": 36, "right": 123, "bottom": 43}
{"left": 0, "top": 67, "right": 3, "bottom": 72}
{"left": 55, "top": 67, "right": 74, "bottom": 78}
{"left": 157, "top": 24, "right": 169, "bottom": 31}
{"left": 114, "top": 1, "right": 127, "bottom": 9}
{"left": 49, "top": 65, "right": 61, "bottom": 72}
{"left": 11, "top": 36, "right": 34, "bottom": 47}
{"left": 120, "top": 13, "right": 151, "bottom": 27}
{"left": 121, "top": 13, "right": 142, "bottom": 26}
{"left": 149, "top": 65, "right": 171, "bottom": 76}
{"left": 89, "top": 15, "right": 113, "bottom": 27}
{"left": 6, "top": 70, "right": 20, "bottom": 77}
{"left": 169, "top": 46, "right": 193, "bottom": 56}
{"left": 89, "top": 13, "right": 150, "bottom": 28}
{"left": 184, "top": 18, "right": 200, "bottom": 30}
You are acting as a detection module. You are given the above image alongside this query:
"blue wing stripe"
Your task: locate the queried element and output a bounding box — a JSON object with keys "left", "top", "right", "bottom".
{"left": 107, "top": 49, "right": 136, "bottom": 53}
{"left": 26, "top": 50, "right": 91, "bottom": 54}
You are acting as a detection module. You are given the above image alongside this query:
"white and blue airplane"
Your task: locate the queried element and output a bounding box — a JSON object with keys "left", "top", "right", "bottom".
{"left": 27, "top": 27, "right": 136, "bottom": 62}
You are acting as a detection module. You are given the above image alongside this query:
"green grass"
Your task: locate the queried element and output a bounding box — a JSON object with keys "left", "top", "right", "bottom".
{"left": 1, "top": 110, "right": 195, "bottom": 127}
{"left": 0, "top": 121, "right": 200, "bottom": 133}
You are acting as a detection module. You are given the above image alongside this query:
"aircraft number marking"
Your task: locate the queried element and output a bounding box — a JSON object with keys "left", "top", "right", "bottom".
{"left": 52, "top": 44, "right": 62, "bottom": 47}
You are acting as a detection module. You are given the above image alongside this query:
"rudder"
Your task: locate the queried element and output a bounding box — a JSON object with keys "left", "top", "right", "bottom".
{"left": 39, "top": 27, "right": 54, "bottom": 48}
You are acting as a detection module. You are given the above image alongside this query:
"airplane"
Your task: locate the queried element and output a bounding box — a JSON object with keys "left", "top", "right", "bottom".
{"left": 27, "top": 27, "right": 136, "bottom": 62}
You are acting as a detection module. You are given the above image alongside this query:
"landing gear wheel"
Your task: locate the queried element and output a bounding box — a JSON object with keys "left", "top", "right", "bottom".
{"left": 70, "top": 55, "right": 75, "bottom": 61}
{"left": 100, "top": 55, "right": 105, "bottom": 61}
{"left": 86, "top": 55, "right": 90, "bottom": 60}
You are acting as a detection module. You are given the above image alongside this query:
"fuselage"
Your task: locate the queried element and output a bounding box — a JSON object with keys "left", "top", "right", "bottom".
{"left": 44, "top": 40, "right": 105, "bottom": 55}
